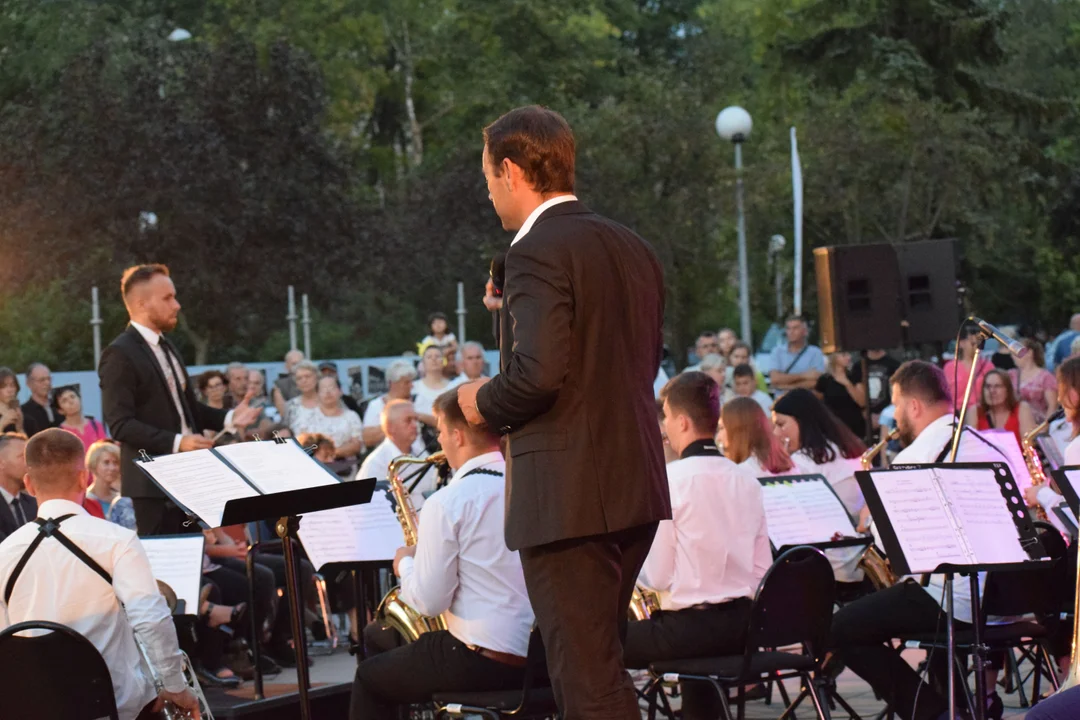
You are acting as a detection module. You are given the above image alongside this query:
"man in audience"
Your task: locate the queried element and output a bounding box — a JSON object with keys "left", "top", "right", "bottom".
{"left": 21, "top": 363, "right": 60, "bottom": 436}
{"left": 626, "top": 372, "right": 770, "bottom": 718}
{"left": 1050, "top": 313, "right": 1080, "bottom": 370}
{"left": 457, "top": 341, "right": 488, "bottom": 382}
{"left": 851, "top": 350, "right": 900, "bottom": 428}
{"left": 769, "top": 315, "right": 826, "bottom": 397}
{"left": 351, "top": 387, "right": 533, "bottom": 720}
{"left": 684, "top": 332, "right": 721, "bottom": 371}
{"left": 272, "top": 349, "right": 305, "bottom": 417}
{"left": 833, "top": 360, "right": 1007, "bottom": 720}
{"left": 0, "top": 433, "right": 34, "bottom": 542}
{"left": 732, "top": 364, "right": 773, "bottom": 413}
{"left": 362, "top": 359, "right": 424, "bottom": 452}
{"left": 0, "top": 429, "right": 199, "bottom": 719}
{"left": 224, "top": 362, "right": 249, "bottom": 409}
{"left": 356, "top": 399, "right": 435, "bottom": 504}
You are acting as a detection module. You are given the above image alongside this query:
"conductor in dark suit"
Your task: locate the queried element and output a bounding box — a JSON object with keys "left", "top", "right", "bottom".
{"left": 98, "top": 264, "right": 259, "bottom": 536}
{"left": 458, "top": 106, "right": 671, "bottom": 719}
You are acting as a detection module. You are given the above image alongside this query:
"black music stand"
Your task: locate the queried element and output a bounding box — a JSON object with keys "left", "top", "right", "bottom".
{"left": 857, "top": 462, "right": 1050, "bottom": 720}
{"left": 1049, "top": 466, "right": 1080, "bottom": 515}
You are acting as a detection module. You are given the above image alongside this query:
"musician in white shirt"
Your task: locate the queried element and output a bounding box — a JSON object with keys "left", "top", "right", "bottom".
{"left": 356, "top": 399, "right": 437, "bottom": 507}
{"left": 0, "top": 429, "right": 198, "bottom": 720}
{"left": 1025, "top": 356, "right": 1080, "bottom": 511}
{"left": 831, "top": 360, "right": 1008, "bottom": 720}
{"left": 351, "top": 386, "right": 534, "bottom": 720}
{"left": 626, "top": 373, "right": 771, "bottom": 718}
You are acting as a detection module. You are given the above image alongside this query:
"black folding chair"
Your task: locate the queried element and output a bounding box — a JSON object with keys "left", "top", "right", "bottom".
{"left": 641, "top": 546, "right": 837, "bottom": 720}
{"left": 0, "top": 620, "right": 119, "bottom": 720}
{"left": 433, "top": 627, "right": 557, "bottom": 719}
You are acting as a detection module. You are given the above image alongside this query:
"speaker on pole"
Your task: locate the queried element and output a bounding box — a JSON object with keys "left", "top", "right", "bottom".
{"left": 813, "top": 245, "right": 904, "bottom": 353}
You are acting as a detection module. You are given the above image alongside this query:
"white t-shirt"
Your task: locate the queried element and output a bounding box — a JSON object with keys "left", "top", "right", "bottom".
{"left": 411, "top": 379, "right": 454, "bottom": 417}
{"left": 291, "top": 406, "right": 364, "bottom": 451}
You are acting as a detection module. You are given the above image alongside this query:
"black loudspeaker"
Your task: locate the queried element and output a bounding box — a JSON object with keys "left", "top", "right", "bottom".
{"left": 813, "top": 245, "right": 904, "bottom": 353}
{"left": 894, "top": 239, "right": 959, "bottom": 344}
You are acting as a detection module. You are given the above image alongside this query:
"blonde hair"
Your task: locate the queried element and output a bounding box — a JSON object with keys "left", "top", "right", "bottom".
{"left": 722, "top": 397, "right": 793, "bottom": 473}
{"left": 85, "top": 440, "right": 121, "bottom": 474}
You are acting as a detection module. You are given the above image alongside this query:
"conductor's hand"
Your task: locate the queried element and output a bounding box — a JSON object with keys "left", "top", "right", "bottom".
{"left": 156, "top": 688, "right": 201, "bottom": 719}
{"left": 483, "top": 279, "right": 503, "bottom": 312}
{"left": 231, "top": 389, "right": 261, "bottom": 429}
{"left": 179, "top": 434, "right": 214, "bottom": 452}
{"left": 457, "top": 379, "right": 490, "bottom": 426}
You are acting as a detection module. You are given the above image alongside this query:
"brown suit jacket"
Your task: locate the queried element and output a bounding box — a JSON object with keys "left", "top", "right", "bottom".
{"left": 476, "top": 200, "right": 671, "bottom": 551}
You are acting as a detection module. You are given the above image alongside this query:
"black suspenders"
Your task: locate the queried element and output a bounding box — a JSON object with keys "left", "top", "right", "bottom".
{"left": 4, "top": 515, "right": 113, "bottom": 605}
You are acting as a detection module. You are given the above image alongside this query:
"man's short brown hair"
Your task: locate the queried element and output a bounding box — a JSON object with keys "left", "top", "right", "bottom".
{"left": 25, "top": 428, "right": 86, "bottom": 492}
{"left": 891, "top": 360, "right": 950, "bottom": 406}
{"left": 433, "top": 386, "right": 500, "bottom": 445}
{"left": 121, "top": 263, "right": 170, "bottom": 299}
{"left": 660, "top": 372, "right": 721, "bottom": 435}
{"left": 483, "top": 106, "right": 575, "bottom": 194}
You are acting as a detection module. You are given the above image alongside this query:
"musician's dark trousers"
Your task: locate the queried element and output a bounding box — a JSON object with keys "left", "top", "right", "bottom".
{"left": 831, "top": 580, "right": 970, "bottom": 720}
{"left": 349, "top": 630, "right": 524, "bottom": 720}
{"left": 1025, "top": 685, "right": 1080, "bottom": 720}
{"left": 624, "top": 598, "right": 753, "bottom": 720}
{"left": 519, "top": 522, "right": 657, "bottom": 720}
{"left": 133, "top": 498, "right": 199, "bottom": 536}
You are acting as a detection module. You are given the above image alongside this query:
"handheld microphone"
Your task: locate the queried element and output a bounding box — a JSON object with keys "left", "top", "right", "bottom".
{"left": 490, "top": 253, "right": 506, "bottom": 297}
{"left": 970, "top": 316, "right": 1029, "bottom": 358}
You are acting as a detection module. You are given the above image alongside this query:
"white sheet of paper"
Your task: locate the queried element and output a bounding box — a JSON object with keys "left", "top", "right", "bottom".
{"left": 298, "top": 492, "right": 404, "bottom": 570}
{"left": 136, "top": 450, "right": 260, "bottom": 528}
{"left": 760, "top": 477, "right": 857, "bottom": 548}
{"left": 868, "top": 469, "right": 969, "bottom": 572}
{"left": 1057, "top": 505, "right": 1078, "bottom": 530}
{"left": 936, "top": 466, "right": 1029, "bottom": 565}
{"left": 979, "top": 430, "right": 1033, "bottom": 491}
{"left": 214, "top": 441, "right": 339, "bottom": 495}
{"left": 140, "top": 535, "right": 205, "bottom": 615}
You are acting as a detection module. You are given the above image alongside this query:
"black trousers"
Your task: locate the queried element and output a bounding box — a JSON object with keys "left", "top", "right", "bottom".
{"left": 831, "top": 580, "right": 968, "bottom": 720}
{"left": 519, "top": 522, "right": 658, "bottom": 720}
{"left": 205, "top": 559, "right": 277, "bottom": 643}
{"left": 349, "top": 630, "right": 525, "bottom": 720}
{"left": 133, "top": 498, "right": 200, "bottom": 536}
{"left": 624, "top": 599, "right": 753, "bottom": 720}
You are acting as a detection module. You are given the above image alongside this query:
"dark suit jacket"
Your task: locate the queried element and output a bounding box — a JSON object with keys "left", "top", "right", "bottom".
{"left": 99, "top": 325, "right": 228, "bottom": 499}
{"left": 476, "top": 201, "right": 671, "bottom": 551}
{"left": 21, "top": 399, "right": 59, "bottom": 437}
{"left": 0, "top": 492, "right": 37, "bottom": 542}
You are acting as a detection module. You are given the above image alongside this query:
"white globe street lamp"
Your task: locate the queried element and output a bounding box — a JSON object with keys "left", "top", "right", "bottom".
{"left": 716, "top": 106, "right": 753, "bottom": 346}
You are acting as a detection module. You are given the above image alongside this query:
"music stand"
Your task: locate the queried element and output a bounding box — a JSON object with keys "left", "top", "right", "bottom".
{"left": 758, "top": 473, "right": 872, "bottom": 554}
{"left": 1049, "top": 466, "right": 1080, "bottom": 515}
{"left": 857, "top": 462, "right": 1050, "bottom": 720}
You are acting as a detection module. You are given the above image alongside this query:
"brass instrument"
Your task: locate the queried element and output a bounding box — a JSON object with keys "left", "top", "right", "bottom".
{"left": 376, "top": 453, "right": 450, "bottom": 641}
{"left": 629, "top": 586, "right": 661, "bottom": 621}
{"left": 1022, "top": 413, "right": 1057, "bottom": 490}
{"left": 858, "top": 428, "right": 900, "bottom": 589}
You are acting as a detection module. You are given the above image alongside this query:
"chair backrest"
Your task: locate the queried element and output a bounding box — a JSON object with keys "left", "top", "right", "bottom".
{"left": 744, "top": 546, "right": 835, "bottom": 663}
{"left": 508, "top": 626, "right": 550, "bottom": 714}
{"left": 0, "top": 620, "right": 119, "bottom": 720}
{"left": 983, "top": 525, "right": 1067, "bottom": 618}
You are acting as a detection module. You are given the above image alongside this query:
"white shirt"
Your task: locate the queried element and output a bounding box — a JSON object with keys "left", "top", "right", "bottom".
{"left": 745, "top": 390, "right": 774, "bottom": 414}
{"left": 1037, "top": 435, "right": 1080, "bottom": 511}
{"left": 640, "top": 453, "right": 771, "bottom": 610}
{"left": 361, "top": 396, "right": 428, "bottom": 457}
{"left": 792, "top": 447, "right": 866, "bottom": 582}
{"left": 130, "top": 321, "right": 234, "bottom": 453}
{"left": 397, "top": 452, "right": 533, "bottom": 656}
{"left": 510, "top": 194, "right": 578, "bottom": 246}
{"left": 412, "top": 379, "right": 453, "bottom": 417}
{"left": 290, "top": 406, "right": 364, "bottom": 451}
{"left": 890, "top": 413, "right": 1007, "bottom": 622}
{"left": 357, "top": 438, "right": 436, "bottom": 509}
{"left": 738, "top": 455, "right": 797, "bottom": 479}
{"left": 0, "top": 499, "right": 184, "bottom": 720}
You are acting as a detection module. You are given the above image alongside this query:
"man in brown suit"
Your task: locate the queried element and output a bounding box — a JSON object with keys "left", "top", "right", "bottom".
{"left": 459, "top": 106, "right": 670, "bottom": 719}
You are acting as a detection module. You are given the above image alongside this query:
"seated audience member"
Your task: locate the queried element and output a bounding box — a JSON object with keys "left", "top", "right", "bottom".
{"left": 283, "top": 361, "right": 321, "bottom": 429}
{"left": 54, "top": 385, "right": 108, "bottom": 453}
{"left": 441, "top": 341, "right": 461, "bottom": 382}
{"left": 627, "top": 373, "right": 769, "bottom": 718}
{"left": 290, "top": 376, "right": 364, "bottom": 463}
{"left": 726, "top": 342, "right": 768, "bottom": 394}
{"left": 1009, "top": 338, "right": 1057, "bottom": 423}
{"left": 84, "top": 440, "right": 136, "bottom": 529}
{"left": 769, "top": 316, "right": 826, "bottom": 398}
{"left": 21, "top": 363, "right": 61, "bottom": 437}
{"left": 0, "top": 433, "right": 34, "bottom": 542}
{"left": 456, "top": 341, "right": 489, "bottom": 383}
{"left": 832, "top": 360, "right": 1009, "bottom": 720}
{"left": 272, "top": 349, "right": 305, "bottom": 418}
{"left": 296, "top": 433, "right": 337, "bottom": 464}
{"left": 943, "top": 323, "right": 994, "bottom": 409}
{"left": 772, "top": 390, "right": 867, "bottom": 594}
{"left": 720, "top": 397, "right": 795, "bottom": 477}
{"left": 850, "top": 350, "right": 901, "bottom": 429}
{"left": 351, "top": 387, "right": 533, "bottom": 720}
{"left": 717, "top": 327, "right": 737, "bottom": 359}
{"left": 731, "top": 363, "right": 773, "bottom": 413}
{"left": 247, "top": 369, "right": 280, "bottom": 423}
{"left": 815, "top": 352, "right": 866, "bottom": 438}
{"left": 362, "top": 359, "right": 426, "bottom": 454}
{"left": 357, "top": 400, "right": 437, "bottom": 506}
{"left": 0, "top": 368, "right": 24, "bottom": 433}
{"left": 412, "top": 345, "right": 450, "bottom": 422}
{"left": 0, "top": 429, "right": 199, "bottom": 719}
{"left": 223, "top": 362, "right": 250, "bottom": 410}
{"left": 319, "top": 362, "right": 362, "bottom": 415}
{"left": 197, "top": 370, "right": 229, "bottom": 410}
{"left": 698, "top": 354, "right": 734, "bottom": 404}
{"left": 684, "top": 331, "right": 721, "bottom": 372}
{"left": 975, "top": 369, "right": 1035, "bottom": 445}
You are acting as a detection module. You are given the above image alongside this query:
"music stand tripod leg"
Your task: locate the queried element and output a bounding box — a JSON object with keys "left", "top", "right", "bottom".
{"left": 969, "top": 572, "right": 987, "bottom": 720}
{"left": 277, "top": 515, "right": 313, "bottom": 720}
{"left": 947, "top": 573, "right": 956, "bottom": 720}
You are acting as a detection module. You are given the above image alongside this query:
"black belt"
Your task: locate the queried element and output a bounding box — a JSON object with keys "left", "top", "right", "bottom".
{"left": 4, "top": 514, "right": 113, "bottom": 604}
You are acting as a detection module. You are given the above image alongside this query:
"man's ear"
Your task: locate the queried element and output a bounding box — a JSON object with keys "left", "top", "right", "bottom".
{"left": 453, "top": 427, "right": 467, "bottom": 449}
{"left": 23, "top": 474, "right": 37, "bottom": 498}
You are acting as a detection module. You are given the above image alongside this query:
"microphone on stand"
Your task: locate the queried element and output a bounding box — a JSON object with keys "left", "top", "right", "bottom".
{"left": 970, "top": 316, "right": 1029, "bottom": 358}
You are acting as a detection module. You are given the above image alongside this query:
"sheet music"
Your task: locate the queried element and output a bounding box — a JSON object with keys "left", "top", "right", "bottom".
{"left": 936, "top": 466, "right": 1029, "bottom": 565}
{"left": 979, "top": 430, "right": 1033, "bottom": 491}
{"left": 868, "top": 469, "right": 969, "bottom": 572}
{"left": 214, "top": 441, "right": 339, "bottom": 495}
{"left": 140, "top": 536, "right": 205, "bottom": 616}
{"left": 760, "top": 477, "right": 857, "bottom": 548}
{"left": 136, "top": 450, "right": 260, "bottom": 528}
{"left": 297, "top": 492, "right": 403, "bottom": 570}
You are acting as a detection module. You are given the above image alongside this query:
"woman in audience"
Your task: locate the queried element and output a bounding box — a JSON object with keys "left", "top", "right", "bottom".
{"left": 1009, "top": 338, "right": 1058, "bottom": 423}
{"left": 83, "top": 440, "right": 136, "bottom": 529}
{"left": 284, "top": 360, "right": 321, "bottom": 429}
{"left": 291, "top": 376, "right": 364, "bottom": 463}
{"left": 726, "top": 342, "right": 768, "bottom": 393}
{"left": 773, "top": 389, "right": 868, "bottom": 596}
{"left": 720, "top": 396, "right": 795, "bottom": 477}
{"left": 975, "top": 369, "right": 1035, "bottom": 445}
{"left": 53, "top": 385, "right": 107, "bottom": 452}
{"left": 698, "top": 354, "right": 734, "bottom": 404}
{"left": 944, "top": 323, "right": 994, "bottom": 408}
{"left": 0, "top": 367, "right": 23, "bottom": 433}
{"left": 197, "top": 370, "right": 229, "bottom": 410}
{"left": 815, "top": 352, "right": 866, "bottom": 439}
{"left": 411, "top": 344, "right": 450, "bottom": 417}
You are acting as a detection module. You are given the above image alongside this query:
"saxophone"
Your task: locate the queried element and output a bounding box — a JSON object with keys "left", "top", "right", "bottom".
{"left": 857, "top": 428, "right": 900, "bottom": 589}
{"left": 1022, "top": 410, "right": 1062, "bottom": 491}
{"left": 375, "top": 453, "right": 450, "bottom": 641}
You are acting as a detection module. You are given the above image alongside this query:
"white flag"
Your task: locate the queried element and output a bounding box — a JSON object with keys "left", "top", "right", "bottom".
{"left": 791, "top": 127, "right": 804, "bottom": 316}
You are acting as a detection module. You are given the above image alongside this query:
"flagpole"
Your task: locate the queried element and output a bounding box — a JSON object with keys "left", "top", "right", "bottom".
{"left": 791, "top": 127, "right": 804, "bottom": 317}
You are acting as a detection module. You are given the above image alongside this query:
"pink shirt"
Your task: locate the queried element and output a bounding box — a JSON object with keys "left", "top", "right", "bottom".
{"left": 1009, "top": 368, "right": 1057, "bottom": 423}
{"left": 61, "top": 418, "right": 108, "bottom": 453}
{"left": 942, "top": 358, "right": 993, "bottom": 410}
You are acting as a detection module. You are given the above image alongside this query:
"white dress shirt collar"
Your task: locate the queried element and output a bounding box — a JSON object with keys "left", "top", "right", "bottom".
{"left": 892, "top": 412, "right": 956, "bottom": 464}
{"left": 130, "top": 320, "right": 163, "bottom": 346}
{"left": 510, "top": 194, "right": 578, "bottom": 246}
{"left": 449, "top": 451, "right": 505, "bottom": 485}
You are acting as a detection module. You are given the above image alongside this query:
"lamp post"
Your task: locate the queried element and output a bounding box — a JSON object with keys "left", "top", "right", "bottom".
{"left": 716, "top": 106, "right": 753, "bottom": 347}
